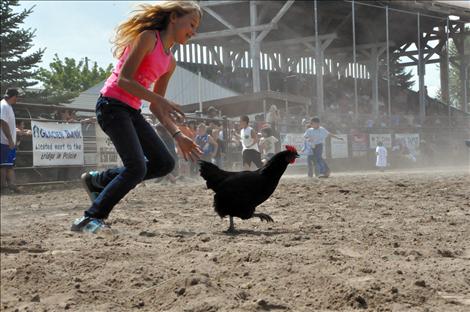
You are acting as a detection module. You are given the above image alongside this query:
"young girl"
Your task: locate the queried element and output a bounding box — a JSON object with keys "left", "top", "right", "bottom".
{"left": 71, "top": 1, "right": 203, "bottom": 233}
{"left": 259, "top": 127, "right": 278, "bottom": 163}
{"left": 376, "top": 141, "right": 388, "bottom": 172}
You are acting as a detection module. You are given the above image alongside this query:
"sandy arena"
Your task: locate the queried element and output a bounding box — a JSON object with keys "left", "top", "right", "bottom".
{"left": 1, "top": 168, "right": 469, "bottom": 312}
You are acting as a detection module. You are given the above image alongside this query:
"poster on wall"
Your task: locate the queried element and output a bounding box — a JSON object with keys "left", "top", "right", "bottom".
{"left": 350, "top": 131, "right": 368, "bottom": 157}
{"left": 369, "top": 133, "right": 392, "bottom": 149}
{"left": 331, "top": 134, "right": 349, "bottom": 159}
{"left": 96, "top": 126, "right": 122, "bottom": 170}
{"left": 32, "top": 121, "right": 84, "bottom": 166}
{"left": 394, "top": 133, "right": 420, "bottom": 152}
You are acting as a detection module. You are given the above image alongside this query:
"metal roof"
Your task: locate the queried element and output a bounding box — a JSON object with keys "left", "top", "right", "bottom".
{"left": 66, "top": 65, "right": 239, "bottom": 113}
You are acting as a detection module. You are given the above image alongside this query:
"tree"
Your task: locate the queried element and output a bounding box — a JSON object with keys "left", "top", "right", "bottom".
{"left": 36, "top": 54, "right": 113, "bottom": 103}
{"left": 0, "top": 0, "right": 45, "bottom": 94}
{"left": 437, "top": 26, "right": 470, "bottom": 110}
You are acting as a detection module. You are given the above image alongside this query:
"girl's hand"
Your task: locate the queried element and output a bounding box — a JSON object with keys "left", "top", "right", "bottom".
{"left": 175, "top": 133, "right": 202, "bottom": 161}
{"left": 169, "top": 101, "right": 185, "bottom": 123}
{"left": 151, "top": 100, "right": 185, "bottom": 123}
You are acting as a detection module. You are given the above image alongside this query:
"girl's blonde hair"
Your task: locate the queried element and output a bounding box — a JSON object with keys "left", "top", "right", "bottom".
{"left": 112, "top": 1, "right": 202, "bottom": 58}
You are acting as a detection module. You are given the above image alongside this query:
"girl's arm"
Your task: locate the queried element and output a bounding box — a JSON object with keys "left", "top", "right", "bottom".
{"left": 152, "top": 57, "right": 179, "bottom": 135}
{"left": 117, "top": 30, "right": 185, "bottom": 119}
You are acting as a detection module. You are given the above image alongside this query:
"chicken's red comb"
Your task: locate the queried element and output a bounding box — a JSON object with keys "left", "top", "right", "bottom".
{"left": 285, "top": 145, "right": 297, "bottom": 153}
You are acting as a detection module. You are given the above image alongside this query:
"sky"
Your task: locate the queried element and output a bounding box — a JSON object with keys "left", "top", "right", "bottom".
{"left": 17, "top": 0, "right": 444, "bottom": 97}
{"left": 18, "top": 1, "right": 154, "bottom": 69}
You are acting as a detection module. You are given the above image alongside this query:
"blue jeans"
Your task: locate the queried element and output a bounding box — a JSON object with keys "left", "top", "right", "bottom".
{"left": 85, "top": 96, "right": 175, "bottom": 219}
{"left": 306, "top": 154, "right": 317, "bottom": 177}
{"left": 313, "top": 143, "right": 329, "bottom": 176}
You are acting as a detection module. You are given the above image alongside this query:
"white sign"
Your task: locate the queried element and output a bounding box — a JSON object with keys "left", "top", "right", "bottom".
{"left": 280, "top": 133, "right": 310, "bottom": 165}
{"left": 32, "top": 121, "right": 84, "bottom": 166}
{"left": 281, "top": 132, "right": 327, "bottom": 163}
{"left": 96, "top": 126, "right": 122, "bottom": 170}
{"left": 394, "top": 133, "right": 420, "bottom": 151}
{"left": 331, "top": 134, "right": 349, "bottom": 159}
{"left": 369, "top": 133, "right": 392, "bottom": 149}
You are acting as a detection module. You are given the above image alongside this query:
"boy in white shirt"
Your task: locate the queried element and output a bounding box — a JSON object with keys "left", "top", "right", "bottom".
{"left": 1, "top": 88, "right": 20, "bottom": 193}
{"left": 237, "top": 115, "right": 263, "bottom": 170}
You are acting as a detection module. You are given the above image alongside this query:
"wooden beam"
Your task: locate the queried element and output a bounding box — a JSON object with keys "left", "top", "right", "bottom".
{"left": 191, "top": 24, "right": 277, "bottom": 41}
{"left": 199, "top": 1, "right": 243, "bottom": 8}
{"left": 203, "top": 7, "right": 250, "bottom": 44}
{"left": 262, "top": 33, "right": 337, "bottom": 49}
{"left": 256, "top": 0, "right": 295, "bottom": 43}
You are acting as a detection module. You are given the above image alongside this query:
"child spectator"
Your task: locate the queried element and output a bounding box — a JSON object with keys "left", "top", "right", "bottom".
{"left": 375, "top": 141, "right": 388, "bottom": 172}
{"left": 259, "top": 127, "right": 278, "bottom": 163}
{"left": 195, "top": 123, "right": 217, "bottom": 162}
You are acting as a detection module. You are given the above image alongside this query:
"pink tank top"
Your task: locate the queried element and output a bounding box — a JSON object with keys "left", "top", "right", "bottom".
{"left": 101, "top": 31, "right": 173, "bottom": 110}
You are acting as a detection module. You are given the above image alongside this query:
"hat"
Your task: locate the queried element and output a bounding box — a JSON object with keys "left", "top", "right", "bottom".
{"left": 4, "top": 88, "right": 19, "bottom": 98}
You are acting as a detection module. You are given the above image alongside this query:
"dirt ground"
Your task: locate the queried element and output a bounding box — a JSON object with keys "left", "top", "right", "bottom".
{"left": 1, "top": 168, "right": 469, "bottom": 312}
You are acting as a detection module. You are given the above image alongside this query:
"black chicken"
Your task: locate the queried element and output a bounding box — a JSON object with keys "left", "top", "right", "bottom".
{"left": 199, "top": 146, "right": 299, "bottom": 232}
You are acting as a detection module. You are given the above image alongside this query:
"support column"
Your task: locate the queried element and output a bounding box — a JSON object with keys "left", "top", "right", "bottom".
{"left": 440, "top": 25, "right": 450, "bottom": 105}
{"left": 461, "top": 62, "right": 469, "bottom": 113}
{"left": 314, "top": 0, "right": 324, "bottom": 114}
{"left": 250, "top": 1, "right": 261, "bottom": 93}
{"left": 315, "top": 49, "right": 324, "bottom": 114}
{"left": 366, "top": 47, "right": 380, "bottom": 117}
{"left": 417, "top": 13, "right": 426, "bottom": 124}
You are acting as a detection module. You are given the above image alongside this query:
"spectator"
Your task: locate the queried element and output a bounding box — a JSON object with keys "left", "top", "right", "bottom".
{"left": 207, "top": 106, "right": 219, "bottom": 119}
{"left": 210, "top": 128, "right": 224, "bottom": 168}
{"left": 266, "top": 105, "right": 281, "bottom": 131}
{"left": 304, "top": 116, "right": 344, "bottom": 178}
{"left": 1, "top": 88, "right": 21, "bottom": 193}
{"left": 235, "top": 115, "right": 263, "bottom": 170}
{"left": 195, "top": 123, "right": 217, "bottom": 162}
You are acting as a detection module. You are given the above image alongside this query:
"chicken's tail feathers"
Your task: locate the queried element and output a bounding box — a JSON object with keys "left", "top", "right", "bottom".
{"left": 199, "top": 160, "right": 230, "bottom": 191}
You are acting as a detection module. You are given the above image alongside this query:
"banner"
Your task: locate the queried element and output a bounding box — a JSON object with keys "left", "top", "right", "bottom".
{"left": 32, "top": 121, "right": 84, "bottom": 166}
{"left": 281, "top": 132, "right": 330, "bottom": 162}
{"left": 394, "top": 133, "right": 420, "bottom": 151}
{"left": 369, "top": 133, "right": 392, "bottom": 149}
{"left": 96, "top": 126, "right": 122, "bottom": 170}
{"left": 331, "top": 134, "right": 349, "bottom": 159}
{"left": 351, "top": 131, "right": 368, "bottom": 153}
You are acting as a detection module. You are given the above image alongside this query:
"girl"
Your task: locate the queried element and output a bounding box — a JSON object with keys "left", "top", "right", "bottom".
{"left": 71, "top": 1, "right": 203, "bottom": 233}
{"left": 259, "top": 127, "right": 278, "bottom": 163}
{"left": 376, "top": 141, "right": 388, "bottom": 172}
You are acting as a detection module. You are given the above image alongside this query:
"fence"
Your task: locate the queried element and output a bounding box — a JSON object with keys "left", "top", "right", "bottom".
{"left": 12, "top": 103, "right": 232, "bottom": 185}
{"left": 10, "top": 102, "right": 470, "bottom": 185}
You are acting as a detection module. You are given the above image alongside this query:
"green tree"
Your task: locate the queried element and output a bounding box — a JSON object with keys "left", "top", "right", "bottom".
{"left": 36, "top": 54, "right": 113, "bottom": 103}
{"left": 0, "top": 0, "right": 45, "bottom": 93}
{"left": 436, "top": 26, "right": 470, "bottom": 110}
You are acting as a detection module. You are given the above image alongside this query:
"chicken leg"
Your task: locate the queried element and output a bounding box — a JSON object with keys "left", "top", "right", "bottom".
{"left": 226, "top": 216, "right": 235, "bottom": 233}
{"left": 253, "top": 213, "right": 274, "bottom": 223}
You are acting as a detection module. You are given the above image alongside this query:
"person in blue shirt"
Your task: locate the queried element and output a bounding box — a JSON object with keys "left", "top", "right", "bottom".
{"left": 304, "top": 117, "right": 344, "bottom": 178}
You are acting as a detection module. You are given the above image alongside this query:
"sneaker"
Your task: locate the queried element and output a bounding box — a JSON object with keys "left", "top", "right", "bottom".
{"left": 81, "top": 171, "right": 102, "bottom": 202}
{"left": 71, "top": 216, "right": 107, "bottom": 233}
